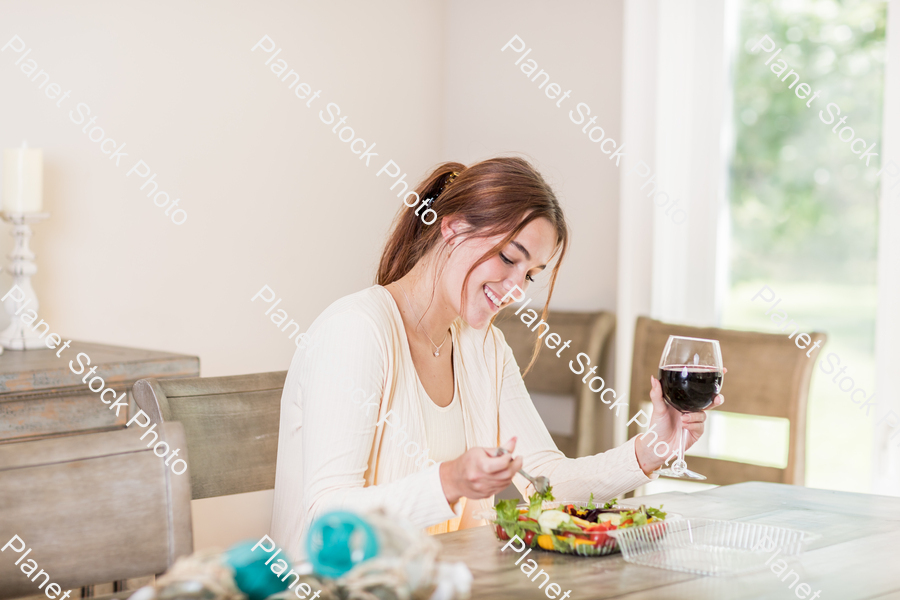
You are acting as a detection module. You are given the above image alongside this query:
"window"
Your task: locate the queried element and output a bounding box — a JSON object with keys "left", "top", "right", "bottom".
{"left": 722, "top": 0, "right": 887, "bottom": 493}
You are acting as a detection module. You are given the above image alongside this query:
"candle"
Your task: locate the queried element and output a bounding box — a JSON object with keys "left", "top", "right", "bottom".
{"left": 3, "top": 143, "right": 43, "bottom": 213}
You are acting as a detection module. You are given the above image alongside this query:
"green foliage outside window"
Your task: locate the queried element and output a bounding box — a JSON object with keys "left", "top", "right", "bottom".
{"left": 731, "top": 0, "right": 886, "bottom": 285}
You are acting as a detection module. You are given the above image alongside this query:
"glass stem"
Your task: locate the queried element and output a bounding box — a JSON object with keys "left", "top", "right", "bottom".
{"left": 670, "top": 423, "right": 687, "bottom": 475}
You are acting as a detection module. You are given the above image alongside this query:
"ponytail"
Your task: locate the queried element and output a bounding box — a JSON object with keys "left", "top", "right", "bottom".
{"left": 377, "top": 162, "right": 465, "bottom": 285}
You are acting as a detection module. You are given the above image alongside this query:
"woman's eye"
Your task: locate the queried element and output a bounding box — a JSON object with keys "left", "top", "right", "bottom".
{"left": 501, "top": 252, "right": 534, "bottom": 282}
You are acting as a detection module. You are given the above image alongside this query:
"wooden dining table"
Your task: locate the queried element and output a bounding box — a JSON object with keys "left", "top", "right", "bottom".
{"left": 436, "top": 482, "right": 900, "bottom": 600}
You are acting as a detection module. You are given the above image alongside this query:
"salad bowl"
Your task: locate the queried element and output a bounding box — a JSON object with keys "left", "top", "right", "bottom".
{"left": 478, "top": 493, "right": 673, "bottom": 557}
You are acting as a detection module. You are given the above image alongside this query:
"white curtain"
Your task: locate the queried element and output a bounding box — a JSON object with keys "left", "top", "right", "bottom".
{"left": 616, "top": 0, "right": 736, "bottom": 447}
{"left": 615, "top": 0, "right": 659, "bottom": 447}
{"left": 873, "top": 0, "right": 900, "bottom": 496}
{"left": 650, "top": 0, "right": 737, "bottom": 326}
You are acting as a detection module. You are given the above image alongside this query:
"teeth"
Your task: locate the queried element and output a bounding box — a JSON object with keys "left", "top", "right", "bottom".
{"left": 484, "top": 285, "right": 501, "bottom": 307}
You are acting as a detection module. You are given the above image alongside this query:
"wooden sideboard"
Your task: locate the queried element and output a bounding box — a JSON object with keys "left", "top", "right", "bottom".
{"left": 0, "top": 341, "right": 200, "bottom": 444}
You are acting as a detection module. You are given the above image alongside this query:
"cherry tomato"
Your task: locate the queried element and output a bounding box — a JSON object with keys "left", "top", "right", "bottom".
{"left": 496, "top": 525, "right": 509, "bottom": 540}
{"left": 524, "top": 530, "right": 535, "bottom": 546}
{"left": 589, "top": 531, "right": 608, "bottom": 545}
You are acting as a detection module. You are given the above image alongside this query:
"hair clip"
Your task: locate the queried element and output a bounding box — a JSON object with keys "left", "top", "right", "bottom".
{"left": 421, "top": 171, "right": 460, "bottom": 210}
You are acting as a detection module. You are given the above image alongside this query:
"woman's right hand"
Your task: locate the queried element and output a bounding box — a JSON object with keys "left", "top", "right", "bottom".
{"left": 439, "top": 437, "right": 523, "bottom": 506}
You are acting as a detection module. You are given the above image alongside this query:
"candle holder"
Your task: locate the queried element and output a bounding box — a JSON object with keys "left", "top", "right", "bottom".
{"left": 0, "top": 212, "right": 50, "bottom": 350}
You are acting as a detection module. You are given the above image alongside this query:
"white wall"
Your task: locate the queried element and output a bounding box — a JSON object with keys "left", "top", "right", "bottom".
{"left": 442, "top": 0, "right": 624, "bottom": 311}
{"left": 440, "top": 0, "right": 625, "bottom": 455}
{"left": 0, "top": 0, "right": 445, "bottom": 376}
{"left": 0, "top": 0, "right": 446, "bottom": 551}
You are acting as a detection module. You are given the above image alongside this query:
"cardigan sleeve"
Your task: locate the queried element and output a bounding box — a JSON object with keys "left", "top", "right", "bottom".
{"left": 296, "top": 309, "right": 459, "bottom": 533}
{"left": 495, "top": 331, "right": 658, "bottom": 502}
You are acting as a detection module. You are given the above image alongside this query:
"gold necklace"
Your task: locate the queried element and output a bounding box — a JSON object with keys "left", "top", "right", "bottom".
{"left": 396, "top": 282, "right": 449, "bottom": 357}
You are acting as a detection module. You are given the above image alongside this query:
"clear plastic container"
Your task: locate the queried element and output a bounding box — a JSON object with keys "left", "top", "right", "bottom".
{"left": 609, "top": 518, "right": 817, "bottom": 576}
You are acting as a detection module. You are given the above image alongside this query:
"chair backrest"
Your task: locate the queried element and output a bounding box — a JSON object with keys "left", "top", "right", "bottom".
{"left": 628, "top": 316, "right": 826, "bottom": 485}
{"left": 132, "top": 371, "right": 287, "bottom": 500}
{"left": 0, "top": 424, "right": 192, "bottom": 598}
{"left": 494, "top": 309, "right": 616, "bottom": 457}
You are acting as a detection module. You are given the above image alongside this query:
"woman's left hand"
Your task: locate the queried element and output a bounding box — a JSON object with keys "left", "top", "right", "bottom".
{"left": 634, "top": 372, "right": 725, "bottom": 475}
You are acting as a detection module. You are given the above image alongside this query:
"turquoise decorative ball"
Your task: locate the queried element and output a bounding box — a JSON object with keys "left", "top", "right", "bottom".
{"left": 224, "top": 541, "right": 289, "bottom": 600}
{"left": 305, "top": 511, "right": 379, "bottom": 579}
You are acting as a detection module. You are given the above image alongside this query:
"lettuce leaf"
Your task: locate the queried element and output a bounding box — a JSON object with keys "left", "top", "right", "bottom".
{"left": 554, "top": 520, "right": 584, "bottom": 534}
{"left": 527, "top": 485, "right": 554, "bottom": 519}
{"left": 647, "top": 506, "right": 667, "bottom": 520}
{"left": 495, "top": 499, "right": 520, "bottom": 523}
{"left": 518, "top": 520, "right": 542, "bottom": 534}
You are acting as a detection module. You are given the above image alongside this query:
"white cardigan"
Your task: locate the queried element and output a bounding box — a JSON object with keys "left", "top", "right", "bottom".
{"left": 269, "top": 285, "right": 654, "bottom": 560}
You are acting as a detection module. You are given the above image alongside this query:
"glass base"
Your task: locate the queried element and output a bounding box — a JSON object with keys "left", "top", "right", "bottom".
{"left": 657, "top": 467, "right": 707, "bottom": 480}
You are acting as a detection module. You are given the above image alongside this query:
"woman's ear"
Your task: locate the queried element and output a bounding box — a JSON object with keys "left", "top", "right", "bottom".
{"left": 440, "top": 216, "right": 467, "bottom": 246}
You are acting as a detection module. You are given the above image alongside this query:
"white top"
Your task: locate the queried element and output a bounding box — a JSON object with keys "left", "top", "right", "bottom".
{"left": 418, "top": 375, "right": 467, "bottom": 464}
{"left": 269, "top": 285, "right": 656, "bottom": 560}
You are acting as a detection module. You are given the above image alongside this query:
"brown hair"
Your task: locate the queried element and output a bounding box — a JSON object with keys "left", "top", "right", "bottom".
{"left": 376, "top": 157, "right": 569, "bottom": 373}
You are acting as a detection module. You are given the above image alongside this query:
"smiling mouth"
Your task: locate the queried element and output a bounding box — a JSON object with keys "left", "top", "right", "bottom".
{"left": 483, "top": 285, "right": 502, "bottom": 310}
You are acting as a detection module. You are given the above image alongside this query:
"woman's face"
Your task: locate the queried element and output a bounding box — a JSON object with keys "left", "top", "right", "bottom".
{"left": 440, "top": 216, "right": 559, "bottom": 330}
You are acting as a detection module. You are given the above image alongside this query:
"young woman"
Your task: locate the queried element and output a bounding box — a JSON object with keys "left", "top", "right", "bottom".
{"left": 270, "top": 157, "right": 724, "bottom": 559}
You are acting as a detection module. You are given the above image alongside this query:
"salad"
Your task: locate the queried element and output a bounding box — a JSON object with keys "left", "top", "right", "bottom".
{"left": 490, "top": 488, "right": 667, "bottom": 556}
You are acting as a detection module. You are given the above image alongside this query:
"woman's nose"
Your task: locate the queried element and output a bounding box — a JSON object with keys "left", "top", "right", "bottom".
{"left": 502, "top": 275, "right": 527, "bottom": 295}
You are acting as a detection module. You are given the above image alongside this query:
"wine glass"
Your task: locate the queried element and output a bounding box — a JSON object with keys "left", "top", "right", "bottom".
{"left": 656, "top": 335, "right": 724, "bottom": 480}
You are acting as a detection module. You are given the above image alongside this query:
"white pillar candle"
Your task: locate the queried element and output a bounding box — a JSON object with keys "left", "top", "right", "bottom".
{"left": 3, "top": 144, "right": 43, "bottom": 213}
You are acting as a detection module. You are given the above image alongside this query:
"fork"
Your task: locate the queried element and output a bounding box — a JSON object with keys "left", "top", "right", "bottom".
{"left": 493, "top": 446, "right": 551, "bottom": 495}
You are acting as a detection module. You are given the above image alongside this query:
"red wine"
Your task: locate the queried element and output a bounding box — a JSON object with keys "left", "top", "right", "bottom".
{"left": 658, "top": 366, "right": 723, "bottom": 412}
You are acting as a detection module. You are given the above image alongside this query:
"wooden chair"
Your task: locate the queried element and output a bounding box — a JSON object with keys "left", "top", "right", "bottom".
{"left": 627, "top": 316, "right": 827, "bottom": 485}
{"left": 494, "top": 309, "right": 616, "bottom": 457}
{"left": 131, "top": 371, "right": 286, "bottom": 499}
{"left": 0, "top": 424, "right": 192, "bottom": 599}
